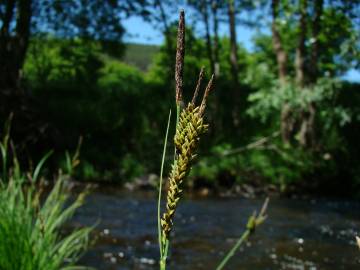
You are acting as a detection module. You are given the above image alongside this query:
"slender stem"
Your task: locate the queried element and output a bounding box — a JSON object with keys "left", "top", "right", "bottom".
{"left": 160, "top": 239, "right": 169, "bottom": 270}
{"left": 161, "top": 75, "right": 181, "bottom": 270}
{"left": 160, "top": 259, "right": 166, "bottom": 270}
{"left": 216, "top": 229, "right": 251, "bottom": 270}
{"left": 174, "top": 104, "right": 181, "bottom": 159}
{"left": 158, "top": 110, "right": 172, "bottom": 259}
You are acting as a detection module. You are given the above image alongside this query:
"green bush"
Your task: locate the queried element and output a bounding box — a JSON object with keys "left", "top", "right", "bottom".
{"left": 191, "top": 143, "right": 318, "bottom": 189}
{"left": 98, "top": 60, "right": 145, "bottom": 94}
{"left": 24, "top": 36, "right": 102, "bottom": 89}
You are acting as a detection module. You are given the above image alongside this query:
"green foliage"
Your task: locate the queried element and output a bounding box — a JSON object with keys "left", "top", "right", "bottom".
{"left": 244, "top": 77, "right": 360, "bottom": 186}
{"left": 98, "top": 60, "right": 145, "bottom": 94}
{"left": 24, "top": 37, "right": 102, "bottom": 89}
{"left": 191, "top": 144, "right": 241, "bottom": 183}
{"left": 247, "top": 78, "right": 356, "bottom": 142}
{"left": 80, "top": 161, "right": 101, "bottom": 181}
{"left": 120, "top": 154, "right": 145, "bottom": 180}
{"left": 191, "top": 142, "right": 320, "bottom": 188}
{"left": 250, "top": 3, "right": 357, "bottom": 79}
{"left": 0, "top": 131, "right": 92, "bottom": 270}
{"left": 244, "top": 147, "right": 318, "bottom": 188}
{"left": 24, "top": 38, "right": 153, "bottom": 181}
{"left": 318, "top": 7, "right": 356, "bottom": 75}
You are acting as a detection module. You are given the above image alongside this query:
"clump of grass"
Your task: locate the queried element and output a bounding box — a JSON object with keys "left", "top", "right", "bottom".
{"left": 0, "top": 117, "right": 93, "bottom": 270}
{"left": 157, "top": 10, "right": 269, "bottom": 270}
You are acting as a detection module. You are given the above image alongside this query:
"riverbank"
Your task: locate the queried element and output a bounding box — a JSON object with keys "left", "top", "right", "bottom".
{"left": 64, "top": 172, "right": 358, "bottom": 200}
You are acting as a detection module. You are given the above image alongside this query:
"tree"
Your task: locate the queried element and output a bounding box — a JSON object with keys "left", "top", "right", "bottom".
{"left": 266, "top": 0, "right": 358, "bottom": 147}
{"left": 0, "top": 0, "right": 149, "bottom": 94}
{"left": 0, "top": 0, "right": 151, "bottom": 152}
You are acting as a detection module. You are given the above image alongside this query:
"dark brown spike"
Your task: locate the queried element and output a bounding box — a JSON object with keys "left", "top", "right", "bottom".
{"left": 200, "top": 74, "right": 215, "bottom": 114}
{"left": 192, "top": 67, "right": 205, "bottom": 105}
{"left": 175, "top": 10, "right": 185, "bottom": 105}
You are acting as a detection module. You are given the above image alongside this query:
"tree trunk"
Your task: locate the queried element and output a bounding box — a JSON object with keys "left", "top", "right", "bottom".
{"left": 299, "top": 103, "right": 316, "bottom": 148}
{"left": 310, "top": 0, "right": 323, "bottom": 83}
{"left": 0, "top": 0, "right": 17, "bottom": 90}
{"left": 0, "top": 0, "right": 16, "bottom": 37}
{"left": 155, "top": 0, "right": 173, "bottom": 66}
{"left": 271, "top": 0, "right": 287, "bottom": 85}
{"left": 300, "top": 0, "right": 323, "bottom": 148}
{"left": 201, "top": 0, "right": 215, "bottom": 75}
{"left": 295, "top": 0, "right": 307, "bottom": 87}
{"left": 296, "top": 0, "right": 310, "bottom": 147}
{"left": 271, "top": 0, "right": 292, "bottom": 144}
{"left": 228, "top": 0, "right": 240, "bottom": 127}
{"left": 209, "top": 0, "right": 223, "bottom": 133}
{"left": 0, "top": 0, "right": 32, "bottom": 92}
{"left": 211, "top": 0, "right": 220, "bottom": 78}
{"left": 0, "top": 0, "right": 41, "bottom": 150}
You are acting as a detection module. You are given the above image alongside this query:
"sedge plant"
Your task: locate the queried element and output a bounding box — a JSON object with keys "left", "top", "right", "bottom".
{"left": 0, "top": 118, "right": 93, "bottom": 270}
{"left": 157, "top": 10, "right": 269, "bottom": 270}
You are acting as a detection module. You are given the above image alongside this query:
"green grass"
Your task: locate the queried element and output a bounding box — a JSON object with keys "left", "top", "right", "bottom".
{"left": 0, "top": 177, "right": 93, "bottom": 270}
{"left": 0, "top": 121, "right": 93, "bottom": 270}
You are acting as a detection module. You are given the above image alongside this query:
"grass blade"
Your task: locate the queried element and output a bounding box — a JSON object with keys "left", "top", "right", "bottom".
{"left": 32, "top": 150, "right": 54, "bottom": 182}
{"left": 158, "top": 110, "right": 172, "bottom": 258}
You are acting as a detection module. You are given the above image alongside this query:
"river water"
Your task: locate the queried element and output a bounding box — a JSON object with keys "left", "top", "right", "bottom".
{"left": 72, "top": 188, "right": 360, "bottom": 269}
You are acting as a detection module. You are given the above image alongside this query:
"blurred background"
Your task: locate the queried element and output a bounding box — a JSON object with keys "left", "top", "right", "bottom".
{"left": 0, "top": 0, "right": 360, "bottom": 269}
{"left": 1, "top": 0, "right": 360, "bottom": 194}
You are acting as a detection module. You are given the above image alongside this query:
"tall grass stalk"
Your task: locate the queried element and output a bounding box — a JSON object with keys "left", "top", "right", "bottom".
{"left": 157, "top": 10, "right": 214, "bottom": 269}
{"left": 174, "top": 9, "right": 185, "bottom": 159}
{"left": 157, "top": 10, "right": 269, "bottom": 270}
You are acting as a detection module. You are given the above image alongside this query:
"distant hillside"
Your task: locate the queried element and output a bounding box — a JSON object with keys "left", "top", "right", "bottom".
{"left": 122, "top": 43, "right": 159, "bottom": 72}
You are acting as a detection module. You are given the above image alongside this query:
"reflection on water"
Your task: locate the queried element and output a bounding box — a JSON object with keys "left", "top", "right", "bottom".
{"left": 72, "top": 189, "right": 360, "bottom": 269}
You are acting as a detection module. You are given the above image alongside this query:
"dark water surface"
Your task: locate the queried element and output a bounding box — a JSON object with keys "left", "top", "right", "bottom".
{"left": 73, "top": 188, "right": 360, "bottom": 269}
